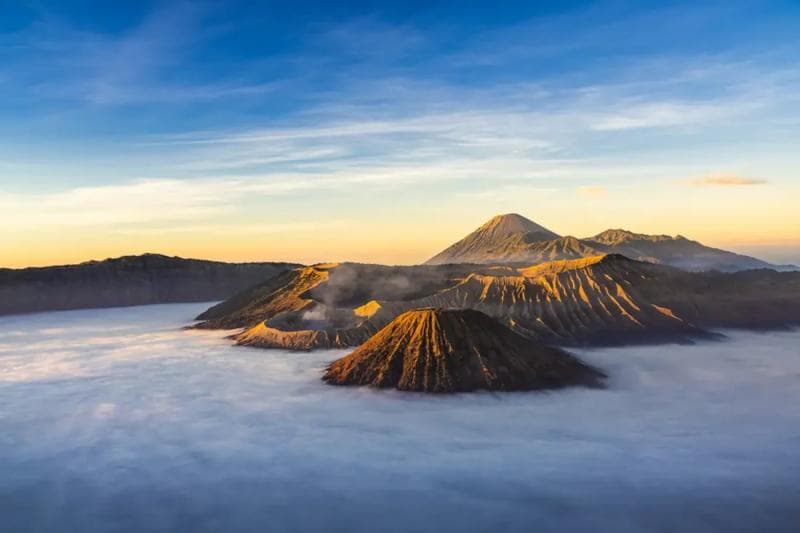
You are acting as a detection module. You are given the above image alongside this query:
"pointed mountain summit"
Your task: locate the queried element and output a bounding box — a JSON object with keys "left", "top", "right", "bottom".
{"left": 472, "top": 213, "right": 559, "bottom": 241}
{"left": 426, "top": 214, "right": 561, "bottom": 265}
{"left": 323, "top": 308, "right": 605, "bottom": 392}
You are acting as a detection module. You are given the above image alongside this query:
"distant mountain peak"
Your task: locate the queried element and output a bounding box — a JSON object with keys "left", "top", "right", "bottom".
{"left": 480, "top": 213, "right": 556, "bottom": 236}
{"left": 426, "top": 216, "right": 773, "bottom": 271}
{"left": 425, "top": 214, "right": 560, "bottom": 265}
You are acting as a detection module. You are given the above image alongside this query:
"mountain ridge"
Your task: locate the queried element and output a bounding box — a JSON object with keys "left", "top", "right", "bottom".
{"left": 425, "top": 213, "right": 776, "bottom": 271}
{"left": 194, "top": 254, "right": 800, "bottom": 351}
{"left": 587, "top": 229, "right": 680, "bottom": 245}
{"left": 0, "top": 253, "right": 298, "bottom": 316}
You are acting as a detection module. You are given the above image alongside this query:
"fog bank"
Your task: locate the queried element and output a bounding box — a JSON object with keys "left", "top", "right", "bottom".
{"left": 1, "top": 304, "right": 799, "bottom": 532}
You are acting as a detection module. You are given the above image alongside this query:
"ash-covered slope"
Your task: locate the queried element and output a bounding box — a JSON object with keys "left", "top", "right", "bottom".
{"left": 194, "top": 262, "right": 484, "bottom": 327}
{"left": 426, "top": 214, "right": 777, "bottom": 271}
{"left": 410, "top": 255, "right": 707, "bottom": 345}
{"left": 323, "top": 308, "right": 605, "bottom": 392}
{"left": 194, "top": 265, "right": 333, "bottom": 329}
{"left": 411, "top": 254, "right": 800, "bottom": 343}
{"left": 426, "top": 213, "right": 561, "bottom": 265}
{"left": 0, "top": 254, "right": 297, "bottom": 316}
{"left": 193, "top": 262, "right": 494, "bottom": 348}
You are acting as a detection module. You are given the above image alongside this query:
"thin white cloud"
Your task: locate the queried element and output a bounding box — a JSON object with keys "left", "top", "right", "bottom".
{"left": 589, "top": 101, "right": 737, "bottom": 131}
{"left": 0, "top": 179, "right": 236, "bottom": 228}
{"left": 109, "top": 220, "right": 352, "bottom": 237}
{"left": 682, "top": 174, "right": 769, "bottom": 187}
{"left": 135, "top": 53, "right": 792, "bottom": 184}
{"left": 0, "top": 156, "right": 700, "bottom": 234}
{"left": 1, "top": 10, "right": 797, "bottom": 248}
{"left": 5, "top": 2, "right": 277, "bottom": 105}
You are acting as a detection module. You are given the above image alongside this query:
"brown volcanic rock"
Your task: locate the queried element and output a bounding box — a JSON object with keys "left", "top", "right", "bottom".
{"left": 193, "top": 262, "right": 497, "bottom": 332}
{"left": 230, "top": 299, "right": 388, "bottom": 350}
{"left": 235, "top": 323, "right": 377, "bottom": 350}
{"left": 411, "top": 254, "right": 800, "bottom": 343}
{"left": 196, "top": 254, "right": 800, "bottom": 351}
{"left": 194, "top": 265, "right": 333, "bottom": 329}
{"left": 410, "top": 254, "right": 708, "bottom": 345}
{"left": 323, "top": 308, "right": 605, "bottom": 393}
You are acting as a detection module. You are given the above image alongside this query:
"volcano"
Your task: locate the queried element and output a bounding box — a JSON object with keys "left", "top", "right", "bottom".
{"left": 426, "top": 213, "right": 561, "bottom": 265}
{"left": 195, "top": 254, "right": 800, "bottom": 351}
{"left": 323, "top": 308, "right": 605, "bottom": 393}
{"left": 425, "top": 213, "right": 776, "bottom": 271}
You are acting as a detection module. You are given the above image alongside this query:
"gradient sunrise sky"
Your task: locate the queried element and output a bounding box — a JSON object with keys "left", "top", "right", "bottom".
{"left": 1, "top": 0, "right": 799, "bottom": 268}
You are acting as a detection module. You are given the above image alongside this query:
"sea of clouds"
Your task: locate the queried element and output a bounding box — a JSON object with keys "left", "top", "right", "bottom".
{"left": 1, "top": 303, "right": 799, "bottom": 533}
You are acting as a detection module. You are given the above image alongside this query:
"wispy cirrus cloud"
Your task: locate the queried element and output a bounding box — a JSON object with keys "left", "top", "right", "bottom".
{"left": 0, "top": 50, "right": 790, "bottom": 239}
{"left": 589, "top": 100, "right": 740, "bottom": 131}
{"left": 144, "top": 82, "right": 766, "bottom": 180}
{"left": 1, "top": 3, "right": 799, "bottom": 267}
{"left": 2, "top": 2, "right": 276, "bottom": 106}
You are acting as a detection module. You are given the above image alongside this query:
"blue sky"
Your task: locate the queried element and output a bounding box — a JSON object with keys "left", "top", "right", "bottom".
{"left": 1, "top": 0, "right": 799, "bottom": 267}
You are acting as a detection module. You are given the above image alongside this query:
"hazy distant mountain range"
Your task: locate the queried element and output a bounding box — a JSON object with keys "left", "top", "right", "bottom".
{"left": 426, "top": 213, "right": 782, "bottom": 271}
{"left": 1, "top": 213, "right": 798, "bottom": 383}
{"left": 0, "top": 254, "right": 297, "bottom": 316}
{"left": 1, "top": 213, "right": 795, "bottom": 320}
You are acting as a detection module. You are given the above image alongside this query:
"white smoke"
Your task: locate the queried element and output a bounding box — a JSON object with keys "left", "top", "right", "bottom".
{"left": 301, "top": 306, "right": 328, "bottom": 322}
{"left": 1, "top": 304, "right": 799, "bottom": 532}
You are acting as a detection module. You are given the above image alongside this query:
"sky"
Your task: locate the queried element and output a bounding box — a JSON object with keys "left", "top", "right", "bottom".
{"left": 0, "top": 0, "right": 799, "bottom": 268}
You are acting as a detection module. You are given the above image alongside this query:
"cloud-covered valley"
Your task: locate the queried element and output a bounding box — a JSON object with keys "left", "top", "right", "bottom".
{"left": 1, "top": 303, "right": 799, "bottom": 532}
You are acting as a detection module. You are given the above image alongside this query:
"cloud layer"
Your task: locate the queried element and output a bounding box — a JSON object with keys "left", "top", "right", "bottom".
{"left": 1, "top": 303, "right": 800, "bottom": 532}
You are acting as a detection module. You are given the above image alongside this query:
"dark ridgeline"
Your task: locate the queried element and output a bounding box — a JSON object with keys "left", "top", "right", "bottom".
{"left": 0, "top": 253, "right": 298, "bottom": 316}
{"left": 323, "top": 308, "right": 605, "bottom": 392}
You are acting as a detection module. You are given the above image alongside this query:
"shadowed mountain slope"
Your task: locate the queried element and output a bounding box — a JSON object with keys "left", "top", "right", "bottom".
{"left": 195, "top": 265, "right": 333, "bottom": 329}
{"left": 0, "top": 254, "right": 297, "bottom": 316}
{"left": 194, "top": 262, "right": 506, "bottom": 325}
{"left": 425, "top": 214, "right": 777, "bottom": 272}
{"left": 426, "top": 213, "right": 561, "bottom": 265}
{"left": 635, "top": 267, "right": 800, "bottom": 330}
{"left": 323, "top": 308, "right": 605, "bottom": 392}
